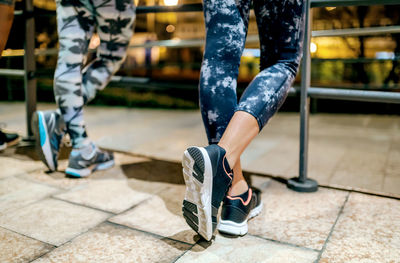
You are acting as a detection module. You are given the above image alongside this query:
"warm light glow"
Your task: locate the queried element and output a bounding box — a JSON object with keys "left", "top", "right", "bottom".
{"left": 310, "top": 42, "right": 317, "bottom": 53}
{"left": 325, "top": 7, "right": 336, "bottom": 11}
{"left": 166, "top": 24, "right": 176, "bottom": 33}
{"left": 163, "top": 0, "right": 178, "bottom": 6}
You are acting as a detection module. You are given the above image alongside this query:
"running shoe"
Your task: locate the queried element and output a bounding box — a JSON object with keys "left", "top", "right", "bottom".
{"left": 182, "top": 144, "right": 233, "bottom": 241}
{"left": 65, "top": 142, "right": 114, "bottom": 177}
{"left": 0, "top": 129, "right": 20, "bottom": 151}
{"left": 32, "top": 110, "right": 65, "bottom": 171}
{"left": 218, "top": 187, "right": 263, "bottom": 236}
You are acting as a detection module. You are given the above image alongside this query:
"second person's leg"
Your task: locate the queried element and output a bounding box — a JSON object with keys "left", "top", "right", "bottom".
{"left": 33, "top": 0, "right": 96, "bottom": 171}
{"left": 82, "top": 0, "right": 135, "bottom": 103}
{"left": 65, "top": 0, "right": 135, "bottom": 177}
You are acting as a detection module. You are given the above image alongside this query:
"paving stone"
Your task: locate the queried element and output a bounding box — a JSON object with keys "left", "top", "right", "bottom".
{"left": 241, "top": 134, "right": 285, "bottom": 169}
{"left": 384, "top": 135, "right": 400, "bottom": 177}
{"left": 54, "top": 178, "right": 157, "bottom": 214}
{"left": 248, "top": 180, "right": 348, "bottom": 250}
{"left": 288, "top": 137, "right": 348, "bottom": 184}
{"left": 245, "top": 136, "right": 299, "bottom": 176}
{"left": 329, "top": 137, "right": 390, "bottom": 192}
{"left": 109, "top": 184, "right": 199, "bottom": 244}
{"left": 19, "top": 170, "right": 89, "bottom": 190}
{"left": 0, "top": 199, "right": 110, "bottom": 246}
{"left": 176, "top": 234, "right": 318, "bottom": 263}
{"left": 382, "top": 176, "right": 400, "bottom": 197}
{"left": 0, "top": 227, "right": 53, "bottom": 263}
{"left": 132, "top": 126, "right": 207, "bottom": 163}
{"left": 0, "top": 177, "right": 59, "bottom": 214}
{"left": 0, "top": 156, "right": 42, "bottom": 178}
{"left": 320, "top": 193, "right": 400, "bottom": 263}
{"left": 114, "top": 152, "right": 151, "bottom": 166}
{"left": 32, "top": 223, "right": 189, "bottom": 263}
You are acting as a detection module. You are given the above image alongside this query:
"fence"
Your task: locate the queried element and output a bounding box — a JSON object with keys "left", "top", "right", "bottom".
{"left": 1, "top": 0, "right": 400, "bottom": 192}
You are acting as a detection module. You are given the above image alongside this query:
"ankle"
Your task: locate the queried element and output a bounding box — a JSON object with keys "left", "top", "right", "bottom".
{"left": 228, "top": 179, "right": 249, "bottom": 196}
{"left": 217, "top": 143, "right": 236, "bottom": 169}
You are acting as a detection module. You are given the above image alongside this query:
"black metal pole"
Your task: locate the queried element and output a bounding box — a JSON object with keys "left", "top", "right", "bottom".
{"left": 24, "top": 0, "right": 36, "bottom": 140}
{"left": 287, "top": 0, "right": 318, "bottom": 193}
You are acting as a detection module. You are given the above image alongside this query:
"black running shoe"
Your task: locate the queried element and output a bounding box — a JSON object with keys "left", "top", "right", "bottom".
{"left": 218, "top": 187, "right": 263, "bottom": 236}
{"left": 0, "top": 130, "right": 20, "bottom": 151}
{"left": 182, "top": 144, "right": 233, "bottom": 241}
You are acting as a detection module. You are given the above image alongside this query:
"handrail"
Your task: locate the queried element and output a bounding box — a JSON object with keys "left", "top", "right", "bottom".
{"left": 13, "top": 0, "right": 400, "bottom": 17}
{"left": 310, "top": 0, "right": 400, "bottom": 7}
{"left": 312, "top": 25, "right": 400, "bottom": 37}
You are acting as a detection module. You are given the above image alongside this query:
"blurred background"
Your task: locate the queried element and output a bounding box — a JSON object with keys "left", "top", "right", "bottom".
{"left": 1, "top": 0, "right": 400, "bottom": 113}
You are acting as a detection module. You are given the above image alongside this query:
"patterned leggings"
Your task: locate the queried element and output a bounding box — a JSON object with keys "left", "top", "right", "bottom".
{"left": 200, "top": 0, "right": 305, "bottom": 144}
{"left": 54, "top": 0, "right": 135, "bottom": 148}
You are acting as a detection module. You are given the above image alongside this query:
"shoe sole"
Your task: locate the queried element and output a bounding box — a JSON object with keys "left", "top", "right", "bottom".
{"left": 66, "top": 159, "right": 115, "bottom": 178}
{"left": 33, "top": 111, "right": 56, "bottom": 171}
{"left": 218, "top": 202, "right": 263, "bottom": 236}
{"left": 182, "top": 147, "right": 214, "bottom": 241}
{"left": 0, "top": 143, "right": 6, "bottom": 151}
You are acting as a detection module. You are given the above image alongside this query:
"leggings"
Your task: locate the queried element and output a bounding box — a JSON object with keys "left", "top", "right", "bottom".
{"left": 200, "top": 0, "right": 305, "bottom": 144}
{"left": 54, "top": 0, "right": 135, "bottom": 148}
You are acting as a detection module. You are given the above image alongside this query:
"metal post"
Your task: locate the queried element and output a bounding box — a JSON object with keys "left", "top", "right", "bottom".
{"left": 287, "top": 0, "right": 318, "bottom": 192}
{"left": 24, "top": 0, "right": 36, "bottom": 140}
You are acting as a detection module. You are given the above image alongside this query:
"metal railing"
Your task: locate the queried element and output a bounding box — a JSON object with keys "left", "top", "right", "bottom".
{"left": 1, "top": 0, "right": 400, "bottom": 192}
{"left": 289, "top": 0, "right": 400, "bottom": 192}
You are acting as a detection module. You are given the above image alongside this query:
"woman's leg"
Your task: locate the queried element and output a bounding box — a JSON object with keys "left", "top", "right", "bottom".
{"left": 54, "top": 0, "right": 95, "bottom": 148}
{"left": 199, "top": 0, "right": 251, "bottom": 144}
{"left": 220, "top": 0, "right": 305, "bottom": 176}
{"left": 83, "top": 0, "right": 135, "bottom": 103}
{"left": 199, "top": 0, "right": 251, "bottom": 196}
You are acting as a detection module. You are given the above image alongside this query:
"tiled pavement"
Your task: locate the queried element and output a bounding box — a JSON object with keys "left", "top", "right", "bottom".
{"left": 0, "top": 102, "right": 400, "bottom": 262}
{"left": 1, "top": 103, "right": 399, "bottom": 196}
{"left": 0, "top": 151, "right": 399, "bottom": 263}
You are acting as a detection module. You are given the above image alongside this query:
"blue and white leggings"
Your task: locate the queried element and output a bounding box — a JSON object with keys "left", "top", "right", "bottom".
{"left": 200, "top": 0, "right": 305, "bottom": 144}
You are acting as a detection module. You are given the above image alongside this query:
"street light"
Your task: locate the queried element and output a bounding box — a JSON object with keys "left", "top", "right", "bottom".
{"left": 310, "top": 42, "right": 317, "bottom": 53}
{"left": 163, "top": 0, "right": 178, "bottom": 6}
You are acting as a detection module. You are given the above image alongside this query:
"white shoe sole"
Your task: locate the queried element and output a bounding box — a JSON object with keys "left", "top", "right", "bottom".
{"left": 218, "top": 202, "right": 263, "bottom": 236}
{"left": 182, "top": 147, "right": 214, "bottom": 241}
{"left": 0, "top": 143, "right": 6, "bottom": 151}
{"left": 66, "top": 159, "right": 115, "bottom": 178}
{"left": 35, "top": 111, "right": 56, "bottom": 171}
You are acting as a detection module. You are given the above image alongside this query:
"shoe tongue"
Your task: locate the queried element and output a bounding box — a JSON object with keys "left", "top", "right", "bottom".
{"left": 78, "top": 142, "right": 97, "bottom": 159}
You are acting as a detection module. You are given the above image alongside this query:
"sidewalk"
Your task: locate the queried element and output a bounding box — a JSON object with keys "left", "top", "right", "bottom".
{"left": 2, "top": 102, "right": 399, "bottom": 196}
{"left": 0, "top": 102, "right": 399, "bottom": 262}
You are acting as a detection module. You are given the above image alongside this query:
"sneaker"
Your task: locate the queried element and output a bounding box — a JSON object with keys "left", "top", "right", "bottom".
{"left": 65, "top": 142, "right": 114, "bottom": 177}
{"left": 0, "top": 130, "right": 20, "bottom": 151}
{"left": 182, "top": 144, "right": 233, "bottom": 241}
{"left": 218, "top": 187, "right": 263, "bottom": 236}
{"left": 32, "top": 110, "right": 65, "bottom": 171}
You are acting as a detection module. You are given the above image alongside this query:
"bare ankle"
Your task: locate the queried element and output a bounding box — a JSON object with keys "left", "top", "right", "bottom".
{"left": 217, "top": 143, "right": 236, "bottom": 169}
{"left": 228, "top": 179, "right": 249, "bottom": 196}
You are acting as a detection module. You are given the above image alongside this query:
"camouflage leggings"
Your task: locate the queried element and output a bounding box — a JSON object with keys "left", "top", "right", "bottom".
{"left": 54, "top": 0, "right": 135, "bottom": 148}
{"left": 200, "top": 0, "right": 305, "bottom": 144}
